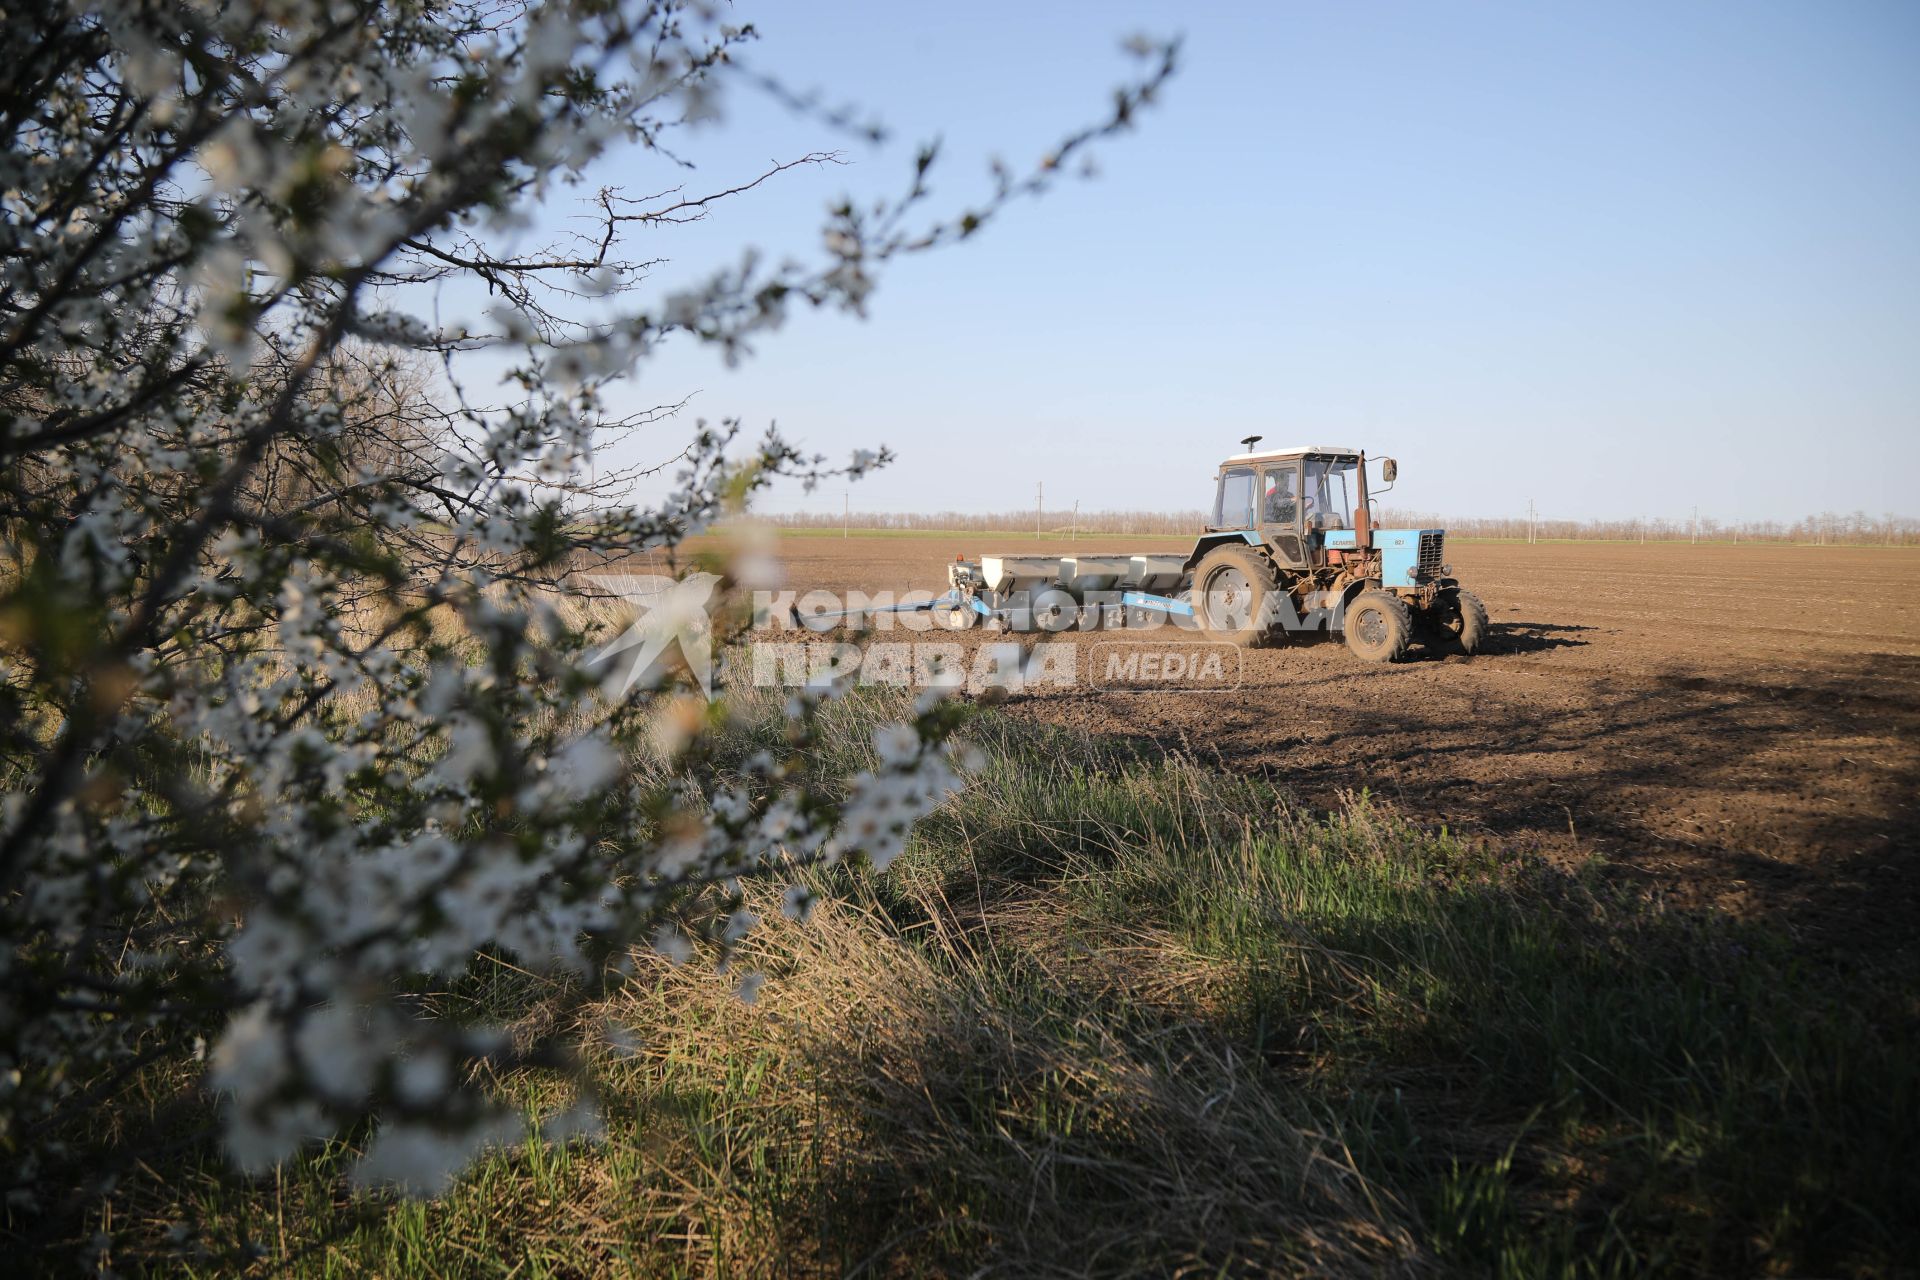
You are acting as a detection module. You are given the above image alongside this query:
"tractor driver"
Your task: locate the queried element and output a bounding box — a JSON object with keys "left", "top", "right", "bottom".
{"left": 1263, "top": 471, "right": 1299, "bottom": 524}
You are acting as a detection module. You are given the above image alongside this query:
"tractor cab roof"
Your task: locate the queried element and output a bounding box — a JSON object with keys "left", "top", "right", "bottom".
{"left": 1220, "top": 444, "right": 1361, "bottom": 466}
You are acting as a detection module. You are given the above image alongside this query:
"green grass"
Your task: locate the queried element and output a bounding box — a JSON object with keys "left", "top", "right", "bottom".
{"left": 1061, "top": 800, "right": 1917, "bottom": 1275}
{"left": 53, "top": 700, "right": 1920, "bottom": 1277}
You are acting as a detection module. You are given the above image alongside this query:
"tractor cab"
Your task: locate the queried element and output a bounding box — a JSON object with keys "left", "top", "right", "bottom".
{"left": 1204, "top": 440, "right": 1372, "bottom": 571}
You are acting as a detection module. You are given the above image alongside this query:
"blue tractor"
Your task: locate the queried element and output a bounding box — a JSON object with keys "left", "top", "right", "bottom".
{"left": 942, "top": 438, "right": 1487, "bottom": 662}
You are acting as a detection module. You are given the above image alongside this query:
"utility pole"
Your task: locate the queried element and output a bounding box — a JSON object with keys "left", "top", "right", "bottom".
{"left": 1035, "top": 481, "right": 1043, "bottom": 539}
{"left": 1071, "top": 498, "right": 1079, "bottom": 543}
{"left": 1691, "top": 504, "right": 1698, "bottom": 545}
{"left": 843, "top": 490, "right": 849, "bottom": 539}
{"left": 1527, "top": 498, "right": 1537, "bottom": 545}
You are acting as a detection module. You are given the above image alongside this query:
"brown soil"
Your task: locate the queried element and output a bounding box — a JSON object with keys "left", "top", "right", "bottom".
{"left": 722, "top": 534, "right": 1920, "bottom": 964}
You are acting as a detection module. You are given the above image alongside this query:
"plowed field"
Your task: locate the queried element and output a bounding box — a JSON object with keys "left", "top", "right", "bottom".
{"left": 735, "top": 534, "right": 1920, "bottom": 961}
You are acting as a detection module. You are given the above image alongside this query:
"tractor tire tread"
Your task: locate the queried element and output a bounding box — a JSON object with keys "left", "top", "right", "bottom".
{"left": 1344, "top": 589, "right": 1413, "bottom": 663}
{"left": 1193, "top": 544, "right": 1281, "bottom": 648}
{"left": 1453, "top": 588, "right": 1489, "bottom": 655}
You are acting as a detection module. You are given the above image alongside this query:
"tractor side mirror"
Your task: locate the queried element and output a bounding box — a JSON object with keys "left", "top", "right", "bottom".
{"left": 1381, "top": 457, "right": 1398, "bottom": 483}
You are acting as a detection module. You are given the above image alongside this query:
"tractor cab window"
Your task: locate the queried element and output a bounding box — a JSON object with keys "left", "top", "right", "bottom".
{"left": 1215, "top": 467, "right": 1255, "bottom": 529}
{"left": 1302, "top": 458, "right": 1356, "bottom": 530}
{"left": 1260, "top": 466, "right": 1299, "bottom": 524}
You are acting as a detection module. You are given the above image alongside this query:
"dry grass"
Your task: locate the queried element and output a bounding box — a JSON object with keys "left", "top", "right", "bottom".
{"left": 593, "top": 876, "right": 1422, "bottom": 1277}
{"left": 35, "top": 694, "right": 1920, "bottom": 1278}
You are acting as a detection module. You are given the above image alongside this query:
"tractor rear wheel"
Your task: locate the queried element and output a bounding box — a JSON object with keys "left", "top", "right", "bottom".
{"left": 1433, "top": 587, "right": 1489, "bottom": 655}
{"left": 1343, "top": 590, "right": 1413, "bottom": 663}
{"left": 1193, "top": 546, "right": 1278, "bottom": 648}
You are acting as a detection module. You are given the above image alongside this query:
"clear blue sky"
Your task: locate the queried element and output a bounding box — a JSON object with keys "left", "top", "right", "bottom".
{"left": 515, "top": 1, "right": 1920, "bottom": 526}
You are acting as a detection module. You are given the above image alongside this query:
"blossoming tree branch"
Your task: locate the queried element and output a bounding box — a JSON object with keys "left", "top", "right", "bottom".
{"left": 0, "top": 0, "right": 1173, "bottom": 1220}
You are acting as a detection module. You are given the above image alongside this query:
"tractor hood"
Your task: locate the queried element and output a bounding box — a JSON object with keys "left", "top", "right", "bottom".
{"left": 1324, "top": 527, "right": 1449, "bottom": 587}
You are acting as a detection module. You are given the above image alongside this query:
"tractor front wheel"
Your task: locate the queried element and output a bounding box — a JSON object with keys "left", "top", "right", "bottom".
{"left": 1193, "top": 546, "right": 1278, "bottom": 648}
{"left": 1432, "top": 587, "right": 1489, "bottom": 655}
{"left": 1343, "top": 590, "right": 1413, "bottom": 663}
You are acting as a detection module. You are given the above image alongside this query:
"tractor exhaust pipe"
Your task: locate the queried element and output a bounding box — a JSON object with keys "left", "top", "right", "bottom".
{"left": 1354, "top": 451, "right": 1373, "bottom": 550}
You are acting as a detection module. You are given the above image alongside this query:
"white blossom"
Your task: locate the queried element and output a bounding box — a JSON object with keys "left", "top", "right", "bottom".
{"left": 734, "top": 971, "right": 766, "bottom": 1006}
{"left": 873, "top": 722, "right": 922, "bottom": 767}
{"left": 780, "top": 884, "right": 817, "bottom": 923}
{"left": 0, "top": 0, "right": 1172, "bottom": 1225}
{"left": 351, "top": 1114, "right": 524, "bottom": 1197}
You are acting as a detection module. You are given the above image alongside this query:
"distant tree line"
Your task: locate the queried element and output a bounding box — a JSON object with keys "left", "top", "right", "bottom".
{"left": 759, "top": 508, "right": 1213, "bottom": 536}
{"left": 1374, "top": 509, "right": 1920, "bottom": 546}
{"left": 757, "top": 507, "right": 1920, "bottom": 545}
